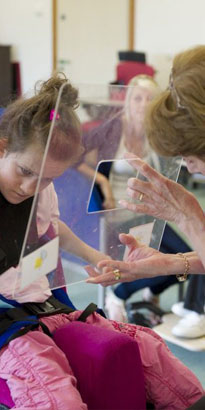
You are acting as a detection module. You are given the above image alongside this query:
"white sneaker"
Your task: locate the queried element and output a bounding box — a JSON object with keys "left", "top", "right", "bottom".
{"left": 171, "top": 302, "right": 194, "bottom": 318}
{"left": 172, "top": 312, "right": 205, "bottom": 339}
{"left": 142, "top": 287, "right": 160, "bottom": 306}
{"left": 105, "top": 290, "right": 128, "bottom": 322}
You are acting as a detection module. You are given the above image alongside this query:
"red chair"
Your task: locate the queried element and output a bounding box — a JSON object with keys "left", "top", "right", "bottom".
{"left": 116, "top": 61, "right": 155, "bottom": 85}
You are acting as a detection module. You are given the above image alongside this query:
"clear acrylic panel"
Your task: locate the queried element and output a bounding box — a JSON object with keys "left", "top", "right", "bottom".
{"left": 7, "top": 82, "right": 181, "bottom": 297}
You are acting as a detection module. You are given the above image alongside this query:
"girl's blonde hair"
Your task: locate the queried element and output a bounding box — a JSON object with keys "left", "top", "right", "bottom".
{"left": 145, "top": 45, "right": 205, "bottom": 159}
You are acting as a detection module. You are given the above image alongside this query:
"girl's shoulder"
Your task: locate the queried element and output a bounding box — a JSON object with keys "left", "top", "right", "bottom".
{"left": 37, "top": 183, "right": 59, "bottom": 236}
{"left": 38, "top": 183, "right": 57, "bottom": 205}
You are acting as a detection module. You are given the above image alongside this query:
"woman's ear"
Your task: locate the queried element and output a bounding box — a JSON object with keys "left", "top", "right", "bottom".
{"left": 0, "top": 138, "right": 8, "bottom": 157}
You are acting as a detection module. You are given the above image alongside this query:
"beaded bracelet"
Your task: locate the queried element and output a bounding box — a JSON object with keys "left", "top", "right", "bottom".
{"left": 176, "top": 253, "right": 190, "bottom": 282}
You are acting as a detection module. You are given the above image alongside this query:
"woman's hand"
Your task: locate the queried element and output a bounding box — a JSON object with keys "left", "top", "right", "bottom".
{"left": 86, "top": 233, "right": 175, "bottom": 286}
{"left": 119, "top": 153, "right": 204, "bottom": 233}
{"left": 84, "top": 250, "right": 112, "bottom": 284}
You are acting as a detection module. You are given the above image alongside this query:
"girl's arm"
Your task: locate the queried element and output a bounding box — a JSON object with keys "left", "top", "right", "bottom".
{"left": 58, "top": 219, "right": 110, "bottom": 266}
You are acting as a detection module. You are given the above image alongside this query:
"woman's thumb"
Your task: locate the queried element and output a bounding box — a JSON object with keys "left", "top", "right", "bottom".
{"left": 119, "top": 233, "right": 139, "bottom": 248}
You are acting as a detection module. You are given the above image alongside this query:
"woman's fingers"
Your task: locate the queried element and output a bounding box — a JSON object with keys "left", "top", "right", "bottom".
{"left": 85, "top": 265, "right": 122, "bottom": 286}
{"left": 86, "top": 259, "right": 149, "bottom": 285}
{"left": 119, "top": 199, "right": 163, "bottom": 219}
{"left": 118, "top": 153, "right": 186, "bottom": 223}
{"left": 124, "top": 153, "right": 175, "bottom": 203}
{"left": 84, "top": 265, "right": 99, "bottom": 278}
{"left": 97, "top": 259, "right": 132, "bottom": 272}
{"left": 119, "top": 233, "right": 142, "bottom": 249}
{"left": 86, "top": 236, "right": 149, "bottom": 286}
{"left": 124, "top": 152, "right": 166, "bottom": 185}
{"left": 124, "top": 152, "right": 181, "bottom": 205}
{"left": 85, "top": 263, "right": 123, "bottom": 285}
{"left": 127, "top": 179, "right": 154, "bottom": 199}
{"left": 86, "top": 269, "right": 124, "bottom": 285}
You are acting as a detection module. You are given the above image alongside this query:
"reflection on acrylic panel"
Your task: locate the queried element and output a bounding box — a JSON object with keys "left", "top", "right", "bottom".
{"left": 87, "top": 159, "right": 137, "bottom": 214}
{"left": 10, "top": 82, "right": 181, "bottom": 294}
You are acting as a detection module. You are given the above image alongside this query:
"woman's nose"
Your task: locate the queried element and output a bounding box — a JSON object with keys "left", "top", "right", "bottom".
{"left": 139, "top": 99, "right": 147, "bottom": 109}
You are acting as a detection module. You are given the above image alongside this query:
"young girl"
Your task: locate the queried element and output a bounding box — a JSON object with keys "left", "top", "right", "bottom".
{"left": 0, "top": 75, "right": 203, "bottom": 410}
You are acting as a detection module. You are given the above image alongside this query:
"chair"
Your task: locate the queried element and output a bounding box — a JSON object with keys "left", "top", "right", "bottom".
{"left": 111, "top": 50, "right": 155, "bottom": 86}
{"left": 115, "top": 61, "right": 155, "bottom": 85}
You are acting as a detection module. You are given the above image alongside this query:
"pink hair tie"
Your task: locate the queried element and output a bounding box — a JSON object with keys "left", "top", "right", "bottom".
{"left": 49, "top": 109, "right": 60, "bottom": 121}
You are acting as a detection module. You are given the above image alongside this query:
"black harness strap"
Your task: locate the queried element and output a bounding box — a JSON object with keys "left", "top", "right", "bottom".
{"left": 23, "top": 295, "right": 75, "bottom": 317}
{"left": 6, "top": 321, "right": 52, "bottom": 345}
{"left": 0, "top": 297, "right": 98, "bottom": 347}
{"left": 0, "top": 308, "right": 32, "bottom": 336}
{"left": 77, "top": 303, "right": 98, "bottom": 322}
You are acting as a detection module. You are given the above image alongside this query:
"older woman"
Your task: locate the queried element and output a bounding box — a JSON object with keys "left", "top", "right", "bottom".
{"left": 87, "top": 45, "right": 205, "bottom": 285}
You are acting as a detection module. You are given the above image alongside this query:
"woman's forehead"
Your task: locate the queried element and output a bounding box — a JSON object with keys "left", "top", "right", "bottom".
{"left": 131, "top": 86, "right": 154, "bottom": 97}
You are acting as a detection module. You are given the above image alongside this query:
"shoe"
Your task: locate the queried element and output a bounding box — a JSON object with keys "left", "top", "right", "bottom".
{"left": 142, "top": 287, "right": 160, "bottom": 306}
{"left": 105, "top": 290, "right": 128, "bottom": 322}
{"left": 171, "top": 302, "right": 194, "bottom": 317}
{"left": 172, "top": 313, "right": 205, "bottom": 339}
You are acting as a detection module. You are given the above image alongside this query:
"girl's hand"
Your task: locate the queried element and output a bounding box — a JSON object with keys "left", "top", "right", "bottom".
{"left": 119, "top": 153, "right": 204, "bottom": 233}
{"left": 86, "top": 233, "right": 173, "bottom": 286}
{"left": 89, "top": 249, "right": 112, "bottom": 267}
{"left": 84, "top": 249, "right": 112, "bottom": 282}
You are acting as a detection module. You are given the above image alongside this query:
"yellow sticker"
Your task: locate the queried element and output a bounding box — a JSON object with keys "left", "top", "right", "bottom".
{"left": 34, "top": 257, "right": 43, "bottom": 269}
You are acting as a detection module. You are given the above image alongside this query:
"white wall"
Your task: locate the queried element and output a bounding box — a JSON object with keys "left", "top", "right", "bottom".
{"left": 57, "top": 0, "right": 129, "bottom": 84}
{"left": 1, "top": 0, "right": 205, "bottom": 94}
{"left": 0, "top": 0, "right": 128, "bottom": 93}
{"left": 135, "top": 0, "right": 205, "bottom": 89}
{"left": 0, "top": 0, "right": 52, "bottom": 94}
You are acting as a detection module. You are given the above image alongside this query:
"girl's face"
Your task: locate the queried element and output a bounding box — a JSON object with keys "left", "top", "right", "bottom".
{"left": 184, "top": 156, "right": 205, "bottom": 175}
{"left": 0, "top": 142, "right": 72, "bottom": 204}
{"left": 128, "top": 86, "right": 155, "bottom": 123}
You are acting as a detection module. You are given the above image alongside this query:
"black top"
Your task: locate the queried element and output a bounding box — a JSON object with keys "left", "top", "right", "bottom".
{"left": 0, "top": 193, "right": 36, "bottom": 275}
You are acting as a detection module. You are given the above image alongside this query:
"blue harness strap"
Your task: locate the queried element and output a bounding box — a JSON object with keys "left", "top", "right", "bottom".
{"left": 52, "top": 288, "right": 76, "bottom": 310}
{"left": 0, "top": 294, "right": 20, "bottom": 311}
{"left": 0, "top": 317, "right": 39, "bottom": 348}
{"left": 0, "top": 295, "right": 98, "bottom": 349}
{"left": 0, "top": 293, "right": 75, "bottom": 349}
{"left": 0, "top": 288, "right": 76, "bottom": 349}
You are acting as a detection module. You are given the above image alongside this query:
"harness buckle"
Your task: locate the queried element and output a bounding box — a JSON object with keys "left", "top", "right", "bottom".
{"left": 24, "top": 299, "right": 62, "bottom": 317}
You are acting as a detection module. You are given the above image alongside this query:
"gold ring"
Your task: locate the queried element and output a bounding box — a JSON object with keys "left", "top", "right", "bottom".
{"left": 113, "top": 269, "right": 121, "bottom": 280}
{"left": 139, "top": 192, "right": 144, "bottom": 202}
